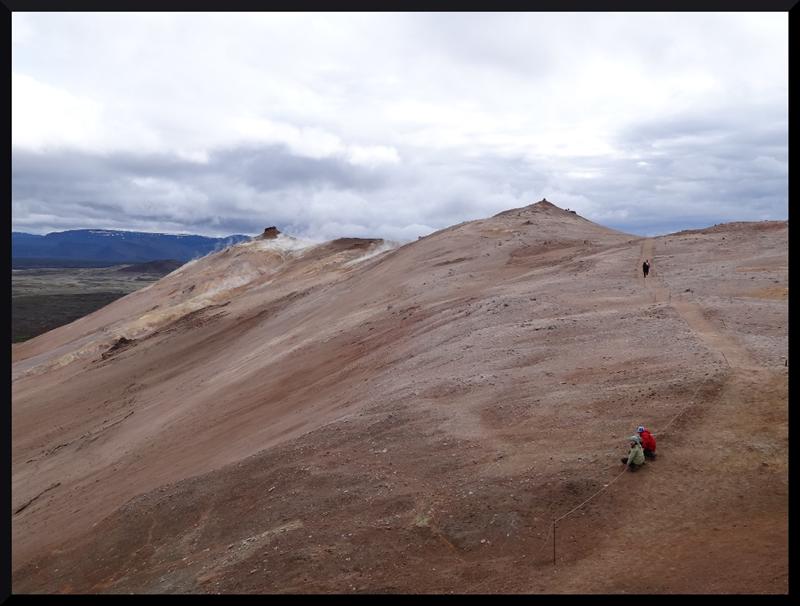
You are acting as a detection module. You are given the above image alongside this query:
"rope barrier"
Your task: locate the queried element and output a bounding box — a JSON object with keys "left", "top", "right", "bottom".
{"left": 553, "top": 467, "right": 627, "bottom": 524}
{"left": 549, "top": 367, "right": 706, "bottom": 528}
{"left": 468, "top": 242, "right": 732, "bottom": 578}
{"left": 535, "top": 519, "right": 554, "bottom": 554}
{"left": 470, "top": 349, "right": 717, "bottom": 569}
{"left": 540, "top": 244, "right": 727, "bottom": 564}
{"left": 541, "top": 367, "right": 718, "bottom": 567}
{"left": 655, "top": 380, "right": 705, "bottom": 437}
{"left": 433, "top": 237, "right": 745, "bottom": 589}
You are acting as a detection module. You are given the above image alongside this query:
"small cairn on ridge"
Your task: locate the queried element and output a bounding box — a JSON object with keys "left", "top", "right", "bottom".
{"left": 257, "top": 226, "right": 281, "bottom": 240}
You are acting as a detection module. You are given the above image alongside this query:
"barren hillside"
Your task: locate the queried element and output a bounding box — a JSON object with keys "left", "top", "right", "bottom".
{"left": 11, "top": 200, "right": 788, "bottom": 593}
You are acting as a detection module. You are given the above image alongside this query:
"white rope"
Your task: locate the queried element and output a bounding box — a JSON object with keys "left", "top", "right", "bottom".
{"left": 543, "top": 242, "right": 723, "bottom": 529}
{"left": 553, "top": 467, "right": 628, "bottom": 524}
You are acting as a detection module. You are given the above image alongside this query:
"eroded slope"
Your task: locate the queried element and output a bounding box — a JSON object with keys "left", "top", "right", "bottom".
{"left": 12, "top": 202, "right": 788, "bottom": 593}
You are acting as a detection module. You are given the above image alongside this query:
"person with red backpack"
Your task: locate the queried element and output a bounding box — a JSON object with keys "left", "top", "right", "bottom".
{"left": 637, "top": 425, "right": 657, "bottom": 459}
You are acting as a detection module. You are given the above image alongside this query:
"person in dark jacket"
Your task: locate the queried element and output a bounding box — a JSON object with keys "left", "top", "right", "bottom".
{"left": 642, "top": 259, "right": 650, "bottom": 279}
{"left": 637, "top": 425, "right": 657, "bottom": 459}
{"left": 621, "top": 436, "right": 645, "bottom": 471}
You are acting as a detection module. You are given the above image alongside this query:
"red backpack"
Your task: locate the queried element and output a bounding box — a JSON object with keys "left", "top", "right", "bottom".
{"left": 640, "top": 430, "right": 656, "bottom": 451}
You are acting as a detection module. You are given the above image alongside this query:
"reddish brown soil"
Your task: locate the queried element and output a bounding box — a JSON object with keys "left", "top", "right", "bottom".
{"left": 11, "top": 201, "right": 787, "bottom": 593}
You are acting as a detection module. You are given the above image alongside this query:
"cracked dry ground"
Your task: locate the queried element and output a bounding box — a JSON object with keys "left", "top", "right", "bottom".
{"left": 12, "top": 208, "right": 787, "bottom": 594}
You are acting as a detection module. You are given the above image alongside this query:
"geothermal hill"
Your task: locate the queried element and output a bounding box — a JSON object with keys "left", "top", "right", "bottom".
{"left": 11, "top": 201, "right": 788, "bottom": 593}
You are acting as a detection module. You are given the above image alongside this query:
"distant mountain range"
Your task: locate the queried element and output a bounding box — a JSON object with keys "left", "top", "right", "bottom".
{"left": 12, "top": 229, "right": 252, "bottom": 268}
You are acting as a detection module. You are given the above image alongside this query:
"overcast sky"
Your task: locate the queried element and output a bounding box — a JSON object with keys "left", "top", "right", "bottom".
{"left": 12, "top": 12, "right": 788, "bottom": 240}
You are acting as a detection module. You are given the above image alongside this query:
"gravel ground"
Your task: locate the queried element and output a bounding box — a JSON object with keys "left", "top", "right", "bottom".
{"left": 12, "top": 203, "right": 787, "bottom": 593}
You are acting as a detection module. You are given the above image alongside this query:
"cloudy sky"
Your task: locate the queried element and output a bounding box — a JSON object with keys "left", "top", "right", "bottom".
{"left": 12, "top": 12, "right": 788, "bottom": 240}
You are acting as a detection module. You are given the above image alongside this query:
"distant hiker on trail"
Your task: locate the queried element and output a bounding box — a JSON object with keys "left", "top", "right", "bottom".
{"left": 642, "top": 259, "right": 650, "bottom": 279}
{"left": 637, "top": 425, "right": 657, "bottom": 459}
{"left": 621, "top": 435, "right": 645, "bottom": 471}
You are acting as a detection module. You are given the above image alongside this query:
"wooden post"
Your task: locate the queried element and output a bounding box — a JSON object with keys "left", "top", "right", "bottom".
{"left": 552, "top": 520, "right": 556, "bottom": 566}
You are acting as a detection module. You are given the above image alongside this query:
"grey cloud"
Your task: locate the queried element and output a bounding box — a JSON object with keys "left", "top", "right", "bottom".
{"left": 12, "top": 144, "right": 397, "bottom": 236}
{"left": 12, "top": 141, "right": 538, "bottom": 241}
{"left": 209, "top": 145, "right": 389, "bottom": 192}
{"left": 12, "top": 114, "right": 788, "bottom": 242}
{"left": 408, "top": 13, "right": 555, "bottom": 80}
{"left": 574, "top": 108, "right": 787, "bottom": 234}
{"left": 12, "top": 13, "right": 786, "bottom": 242}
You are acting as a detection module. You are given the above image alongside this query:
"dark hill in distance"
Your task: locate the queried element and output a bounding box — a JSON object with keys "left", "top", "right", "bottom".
{"left": 12, "top": 229, "right": 251, "bottom": 267}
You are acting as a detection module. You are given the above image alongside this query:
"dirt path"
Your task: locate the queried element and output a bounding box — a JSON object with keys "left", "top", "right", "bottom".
{"left": 647, "top": 237, "right": 756, "bottom": 371}
{"left": 669, "top": 299, "right": 755, "bottom": 370}
{"left": 639, "top": 238, "right": 750, "bottom": 368}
